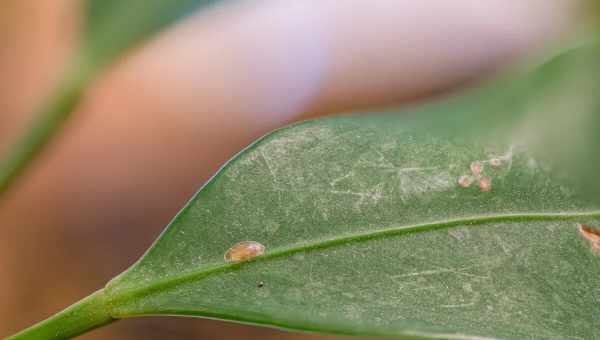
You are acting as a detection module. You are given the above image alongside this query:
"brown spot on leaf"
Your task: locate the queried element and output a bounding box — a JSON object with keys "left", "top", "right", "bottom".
{"left": 224, "top": 241, "right": 265, "bottom": 262}
{"left": 578, "top": 224, "right": 600, "bottom": 254}
{"left": 479, "top": 177, "right": 492, "bottom": 192}
{"left": 470, "top": 161, "right": 483, "bottom": 176}
{"left": 457, "top": 175, "right": 473, "bottom": 188}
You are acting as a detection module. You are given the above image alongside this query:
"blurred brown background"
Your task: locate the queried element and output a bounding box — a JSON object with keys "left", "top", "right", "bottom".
{"left": 0, "top": 0, "right": 578, "bottom": 339}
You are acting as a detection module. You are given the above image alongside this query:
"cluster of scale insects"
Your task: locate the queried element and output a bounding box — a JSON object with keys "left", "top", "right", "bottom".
{"left": 457, "top": 157, "right": 504, "bottom": 192}
{"left": 220, "top": 150, "right": 600, "bottom": 295}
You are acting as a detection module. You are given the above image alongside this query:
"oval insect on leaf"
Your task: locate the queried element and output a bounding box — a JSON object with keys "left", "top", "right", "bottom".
{"left": 224, "top": 241, "right": 266, "bottom": 262}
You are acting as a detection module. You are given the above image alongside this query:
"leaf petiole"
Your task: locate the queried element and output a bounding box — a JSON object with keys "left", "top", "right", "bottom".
{"left": 7, "top": 289, "right": 114, "bottom": 340}
{"left": 0, "top": 58, "right": 93, "bottom": 199}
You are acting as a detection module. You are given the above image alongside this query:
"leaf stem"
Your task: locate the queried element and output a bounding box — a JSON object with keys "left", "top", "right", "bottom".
{"left": 0, "top": 61, "right": 92, "bottom": 198}
{"left": 6, "top": 289, "right": 115, "bottom": 340}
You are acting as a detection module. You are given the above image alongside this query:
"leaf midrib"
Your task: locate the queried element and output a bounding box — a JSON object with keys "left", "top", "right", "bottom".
{"left": 106, "top": 210, "right": 600, "bottom": 309}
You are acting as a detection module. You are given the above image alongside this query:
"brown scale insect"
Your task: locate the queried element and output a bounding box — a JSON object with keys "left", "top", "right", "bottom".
{"left": 479, "top": 177, "right": 492, "bottom": 192}
{"left": 470, "top": 161, "right": 483, "bottom": 176}
{"left": 457, "top": 175, "right": 473, "bottom": 188}
{"left": 578, "top": 224, "right": 600, "bottom": 254}
{"left": 224, "top": 241, "right": 265, "bottom": 262}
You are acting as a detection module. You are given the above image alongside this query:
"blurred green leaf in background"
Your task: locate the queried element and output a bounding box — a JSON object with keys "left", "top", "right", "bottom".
{"left": 0, "top": 0, "right": 220, "bottom": 197}
{"left": 84, "top": 0, "right": 220, "bottom": 70}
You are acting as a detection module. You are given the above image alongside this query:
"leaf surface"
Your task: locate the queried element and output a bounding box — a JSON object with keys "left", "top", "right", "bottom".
{"left": 103, "top": 115, "right": 600, "bottom": 339}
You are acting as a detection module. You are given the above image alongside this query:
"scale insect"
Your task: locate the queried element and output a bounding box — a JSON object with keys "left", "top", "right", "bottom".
{"left": 457, "top": 175, "right": 473, "bottom": 188}
{"left": 578, "top": 224, "right": 600, "bottom": 254}
{"left": 224, "top": 241, "right": 266, "bottom": 262}
{"left": 479, "top": 177, "right": 492, "bottom": 192}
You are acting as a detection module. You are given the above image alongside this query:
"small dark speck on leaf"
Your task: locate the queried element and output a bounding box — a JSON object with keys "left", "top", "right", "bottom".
{"left": 257, "top": 281, "right": 265, "bottom": 288}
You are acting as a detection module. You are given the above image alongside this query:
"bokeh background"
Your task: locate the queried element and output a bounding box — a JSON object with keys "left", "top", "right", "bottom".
{"left": 0, "top": 0, "right": 579, "bottom": 339}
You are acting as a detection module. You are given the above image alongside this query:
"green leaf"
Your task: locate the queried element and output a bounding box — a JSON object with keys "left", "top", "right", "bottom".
{"left": 83, "top": 0, "right": 219, "bottom": 69}
{"left": 0, "top": 0, "right": 221, "bottom": 198}
{"left": 103, "top": 117, "right": 600, "bottom": 339}
{"left": 12, "top": 115, "right": 600, "bottom": 339}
